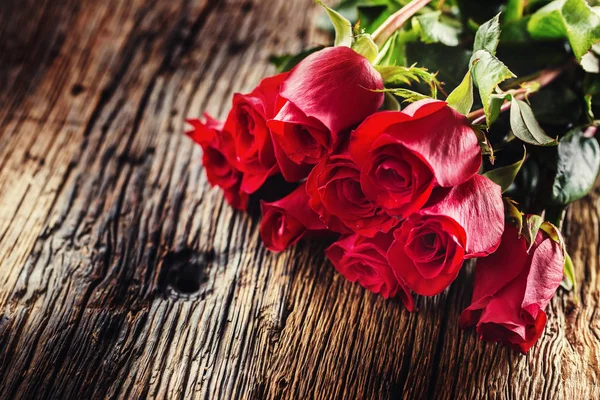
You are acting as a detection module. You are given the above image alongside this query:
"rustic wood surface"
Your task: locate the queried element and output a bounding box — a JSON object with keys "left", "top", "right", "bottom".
{"left": 0, "top": 0, "right": 598, "bottom": 399}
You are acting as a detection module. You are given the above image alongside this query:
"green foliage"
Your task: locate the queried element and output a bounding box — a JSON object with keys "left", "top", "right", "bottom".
{"left": 484, "top": 146, "right": 526, "bottom": 192}
{"left": 316, "top": 0, "right": 354, "bottom": 47}
{"left": 471, "top": 49, "right": 516, "bottom": 125}
{"left": 446, "top": 68, "right": 474, "bottom": 115}
{"left": 527, "top": 0, "right": 600, "bottom": 62}
{"left": 551, "top": 128, "right": 600, "bottom": 206}
{"left": 376, "top": 64, "right": 440, "bottom": 97}
{"left": 562, "top": 252, "right": 575, "bottom": 291}
{"left": 473, "top": 13, "right": 501, "bottom": 54}
{"left": 473, "top": 125, "right": 496, "bottom": 163}
{"left": 382, "top": 91, "right": 401, "bottom": 110}
{"left": 509, "top": 97, "right": 558, "bottom": 146}
{"left": 523, "top": 214, "right": 544, "bottom": 251}
{"left": 358, "top": 2, "right": 406, "bottom": 34}
{"left": 413, "top": 11, "right": 462, "bottom": 46}
{"left": 503, "top": 197, "right": 524, "bottom": 234}
{"left": 375, "top": 31, "right": 410, "bottom": 66}
{"left": 352, "top": 34, "right": 379, "bottom": 62}
{"left": 370, "top": 87, "right": 430, "bottom": 102}
{"left": 405, "top": 43, "right": 472, "bottom": 90}
{"left": 505, "top": 0, "right": 526, "bottom": 23}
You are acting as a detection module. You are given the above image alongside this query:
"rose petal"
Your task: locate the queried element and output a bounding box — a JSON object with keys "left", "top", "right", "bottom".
{"left": 459, "top": 220, "right": 564, "bottom": 354}
{"left": 420, "top": 174, "right": 504, "bottom": 257}
{"left": 521, "top": 236, "right": 564, "bottom": 320}
{"left": 280, "top": 46, "right": 384, "bottom": 135}
{"left": 350, "top": 100, "right": 481, "bottom": 189}
{"left": 388, "top": 215, "right": 467, "bottom": 296}
{"left": 326, "top": 233, "right": 413, "bottom": 307}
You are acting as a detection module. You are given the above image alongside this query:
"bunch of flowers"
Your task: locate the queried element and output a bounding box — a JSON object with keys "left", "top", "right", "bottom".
{"left": 187, "top": 0, "right": 600, "bottom": 353}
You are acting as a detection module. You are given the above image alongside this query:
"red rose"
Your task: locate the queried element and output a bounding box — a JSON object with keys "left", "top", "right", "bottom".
{"left": 186, "top": 114, "right": 248, "bottom": 211}
{"left": 268, "top": 47, "right": 384, "bottom": 180}
{"left": 223, "top": 73, "right": 296, "bottom": 193}
{"left": 387, "top": 175, "right": 504, "bottom": 295}
{"left": 306, "top": 150, "right": 398, "bottom": 237}
{"left": 350, "top": 99, "right": 481, "bottom": 218}
{"left": 260, "top": 183, "right": 327, "bottom": 252}
{"left": 459, "top": 222, "right": 564, "bottom": 353}
{"left": 326, "top": 233, "right": 414, "bottom": 309}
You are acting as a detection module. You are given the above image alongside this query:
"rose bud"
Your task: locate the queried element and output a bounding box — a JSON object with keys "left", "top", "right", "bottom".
{"left": 268, "top": 47, "right": 384, "bottom": 179}
{"left": 326, "top": 233, "right": 414, "bottom": 309}
{"left": 260, "top": 183, "right": 327, "bottom": 252}
{"left": 387, "top": 175, "right": 504, "bottom": 296}
{"left": 186, "top": 115, "right": 248, "bottom": 211}
{"left": 306, "top": 151, "right": 398, "bottom": 237}
{"left": 223, "top": 72, "right": 303, "bottom": 193}
{"left": 459, "top": 222, "right": 565, "bottom": 354}
{"left": 350, "top": 99, "right": 481, "bottom": 218}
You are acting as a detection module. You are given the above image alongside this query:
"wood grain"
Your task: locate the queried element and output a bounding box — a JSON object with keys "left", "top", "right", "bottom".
{"left": 0, "top": 0, "right": 598, "bottom": 399}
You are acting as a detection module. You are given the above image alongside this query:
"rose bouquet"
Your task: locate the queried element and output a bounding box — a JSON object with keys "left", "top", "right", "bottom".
{"left": 186, "top": 0, "right": 600, "bottom": 353}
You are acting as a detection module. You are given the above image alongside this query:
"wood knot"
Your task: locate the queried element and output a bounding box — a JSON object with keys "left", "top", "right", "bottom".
{"left": 160, "top": 249, "right": 215, "bottom": 298}
{"left": 71, "top": 83, "right": 85, "bottom": 96}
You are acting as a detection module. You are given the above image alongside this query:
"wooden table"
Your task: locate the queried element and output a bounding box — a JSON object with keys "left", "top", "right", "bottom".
{"left": 0, "top": 0, "right": 598, "bottom": 398}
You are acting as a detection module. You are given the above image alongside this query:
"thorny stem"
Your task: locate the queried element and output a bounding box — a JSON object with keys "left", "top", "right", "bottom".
{"left": 372, "top": 0, "right": 432, "bottom": 47}
{"left": 467, "top": 63, "right": 571, "bottom": 125}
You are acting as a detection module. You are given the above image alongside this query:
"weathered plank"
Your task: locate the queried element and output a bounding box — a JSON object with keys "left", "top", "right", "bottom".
{"left": 0, "top": 1, "right": 598, "bottom": 399}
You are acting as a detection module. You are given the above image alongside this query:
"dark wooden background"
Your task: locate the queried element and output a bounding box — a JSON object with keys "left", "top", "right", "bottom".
{"left": 0, "top": 0, "right": 598, "bottom": 399}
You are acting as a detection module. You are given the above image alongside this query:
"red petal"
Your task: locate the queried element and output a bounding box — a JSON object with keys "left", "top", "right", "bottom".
{"left": 387, "top": 215, "right": 466, "bottom": 296}
{"left": 349, "top": 111, "right": 411, "bottom": 166}
{"left": 521, "top": 234, "right": 564, "bottom": 320}
{"left": 261, "top": 183, "right": 326, "bottom": 231}
{"left": 185, "top": 113, "right": 223, "bottom": 146}
{"left": 351, "top": 101, "right": 481, "bottom": 188}
{"left": 459, "top": 223, "right": 563, "bottom": 353}
{"left": 459, "top": 224, "right": 528, "bottom": 330}
{"left": 273, "top": 138, "right": 312, "bottom": 182}
{"left": 326, "top": 233, "right": 413, "bottom": 307}
{"left": 280, "top": 46, "right": 384, "bottom": 135}
{"left": 420, "top": 175, "right": 504, "bottom": 257}
{"left": 393, "top": 101, "right": 481, "bottom": 187}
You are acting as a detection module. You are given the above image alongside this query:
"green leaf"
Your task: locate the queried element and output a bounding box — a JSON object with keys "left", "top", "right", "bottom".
{"left": 473, "top": 13, "right": 501, "bottom": 55}
{"left": 446, "top": 68, "right": 474, "bottom": 115}
{"left": 527, "top": 0, "right": 600, "bottom": 62}
{"left": 406, "top": 42, "right": 472, "bottom": 90}
{"left": 375, "top": 28, "right": 420, "bottom": 66}
{"left": 317, "top": 0, "right": 354, "bottom": 47}
{"left": 382, "top": 91, "right": 401, "bottom": 110}
{"left": 523, "top": 214, "right": 544, "bottom": 251}
{"left": 551, "top": 128, "right": 600, "bottom": 206}
{"left": 585, "top": 94, "right": 597, "bottom": 123}
{"left": 269, "top": 46, "right": 325, "bottom": 72}
{"left": 488, "top": 92, "right": 511, "bottom": 126}
{"left": 371, "top": 87, "right": 430, "bottom": 102}
{"left": 500, "top": 17, "right": 532, "bottom": 43}
{"left": 472, "top": 126, "right": 496, "bottom": 163}
{"left": 358, "top": 3, "right": 401, "bottom": 34}
{"left": 505, "top": 0, "right": 525, "bottom": 23}
{"left": 581, "top": 42, "right": 600, "bottom": 73}
{"left": 352, "top": 34, "right": 379, "bottom": 63}
{"left": 376, "top": 64, "right": 440, "bottom": 97}
{"left": 470, "top": 49, "right": 516, "bottom": 125}
{"left": 509, "top": 98, "right": 558, "bottom": 146}
{"left": 503, "top": 197, "right": 524, "bottom": 234}
{"left": 561, "top": 251, "right": 575, "bottom": 291}
{"left": 484, "top": 146, "right": 526, "bottom": 192}
{"left": 412, "top": 11, "right": 461, "bottom": 47}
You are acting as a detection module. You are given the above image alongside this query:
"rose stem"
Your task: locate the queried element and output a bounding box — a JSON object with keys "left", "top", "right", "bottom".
{"left": 467, "top": 64, "right": 570, "bottom": 125}
{"left": 372, "top": 0, "right": 433, "bottom": 47}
